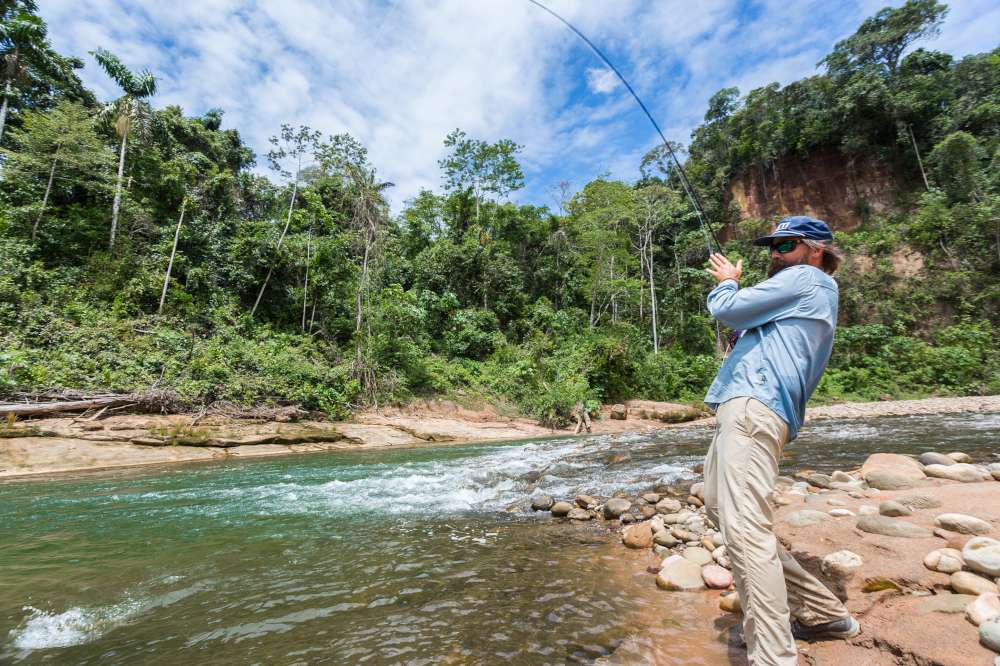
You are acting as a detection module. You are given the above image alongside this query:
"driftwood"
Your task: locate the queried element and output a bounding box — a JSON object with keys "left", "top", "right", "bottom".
{"left": 0, "top": 390, "right": 182, "bottom": 418}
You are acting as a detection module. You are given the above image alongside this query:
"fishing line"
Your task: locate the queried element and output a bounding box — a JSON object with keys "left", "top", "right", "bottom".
{"left": 526, "top": 0, "right": 721, "bottom": 256}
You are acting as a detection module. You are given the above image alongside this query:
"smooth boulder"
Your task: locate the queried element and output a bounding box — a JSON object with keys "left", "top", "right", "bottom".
{"left": 720, "top": 592, "right": 742, "bottom": 613}
{"left": 919, "top": 451, "right": 955, "bottom": 466}
{"left": 967, "top": 593, "right": 1000, "bottom": 626}
{"left": 603, "top": 497, "right": 632, "bottom": 519}
{"left": 786, "top": 509, "right": 832, "bottom": 528}
{"left": 531, "top": 495, "right": 555, "bottom": 511}
{"left": 935, "top": 513, "right": 993, "bottom": 535}
{"left": 964, "top": 537, "right": 1000, "bottom": 577}
{"left": 924, "top": 463, "right": 987, "bottom": 483}
{"left": 681, "top": 546, "right": 714, "bottom": 566}
{"left": 879, "top": 500, "right": 912, "bottom": 517}
{"left": 951, "top": 571, "right": 999, "bottom": 596}
{"left": 857, "top": 515, "right": 933, "bottom": 539}
{"left": 821, "top": 550, "right": 863, "bottom": 579}
{"left": 981, "top": 617, "right": 1000, "bottom": 652}
{"left": 567, "top": 507, "right": 592, "bottom": 520}
{"left": 924, "top": 548, "right": 965, "bottom": 574}
{"left": 622, "top": 522, "right": 653, "bottom": 549}
{"left": 656, "top": 555, "right": 706, "bottom": 591}
{"left": 655, "top": 497, "right": 682, "bottom": 514}
{"left": 550, "top": 501, "right": 573, "bottom": 517}
{"left": 702, "top": 564, "right": 733, "bottom": 589}
{"left": 861, "top": 453, "right": 925, "bottom": 490}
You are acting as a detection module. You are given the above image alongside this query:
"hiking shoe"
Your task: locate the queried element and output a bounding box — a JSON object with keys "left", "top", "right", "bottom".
{"left": 791, "top": 616, "right": 860, "bottom": 641}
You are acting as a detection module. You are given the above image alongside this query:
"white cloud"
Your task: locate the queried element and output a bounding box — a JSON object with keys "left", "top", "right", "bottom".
{"left": 38, "top": 0, "right": 999, "bottom": 211}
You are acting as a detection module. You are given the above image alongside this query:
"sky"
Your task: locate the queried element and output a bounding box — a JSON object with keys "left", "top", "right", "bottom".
{"left": 39, "top": 0, "right": 1000, "bottom": 212}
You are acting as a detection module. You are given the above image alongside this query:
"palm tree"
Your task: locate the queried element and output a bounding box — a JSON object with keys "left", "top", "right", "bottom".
{"left": 0, "top": 7, "right": 62, "bottom": 142}
{"left": 90, "top": 47, "right": 157, "bottom": 250}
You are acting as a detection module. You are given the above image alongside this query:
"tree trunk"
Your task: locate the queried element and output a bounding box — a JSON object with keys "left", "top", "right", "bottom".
{"left": 251, "top": 179, "right": 298, "bottom": 318}
{"left": 32, "top": 151, "right": 60, "bottom": 242}
{"left": 0, "top": 72, "right": 14, "bottom": 143}
{"left": 0, "top": 396, "right": 129, "bottom": 417}
{"left": 158, "top": 198, "right": 186, "bottom": 314}
{"left": 301, "top": 230, "right": 311, "bottom": 332}
{"left": 109, "top": 131, "right": 128, "bottom": 250}
{"left": 647, "top": 231, "right": 659, "bottom": 354}
{"left": 355, "top": 239, "right": 370, "bottom": 334}
{"left": 908, "top": 124, "right": 930, "bottom": 191}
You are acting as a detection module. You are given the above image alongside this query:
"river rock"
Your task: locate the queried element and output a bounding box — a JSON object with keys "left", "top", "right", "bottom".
{"left": 670, "top": 526, "right": 695, "bottom": 542}
{"left": 655, "top": 498, "right": 682, "bottom": 514}
{"left": 821, "top": 550, "right": 863, "bottom": 579}
{"left": 576, "top": 494, "right": 599, "bottom": 509}
{"left": 620, "top": 513, "right": 636, "bottom": 524}
{"left": 924, "top": 548, "right": 965, "bottom": 574}
{"left": 531, "top": 495, "right": 554, "bottom": 511}
{"left": 702, "top": 564, "right": 733, "bottom": 589}
{"left": 830, "top": 470, "right": 854, "bottom": 483}
{"left": 953, "top": 571, "right": 999, "bottom": 596}
{"left": 642, "top": 492, "right": 661, "bottom": 504}
{"left": 700, "top": 537, "right": 716, "bottom": 551}
{"left": 859, "top": 504, "right": 879, "bottom": 516}
{"left": 980, "top": 617, "right": 1000, "bottom": 652}
{"left": 968, "top": 593, "right": 1000, "bottom": 626}
{"left": 805, "top": 473, "right": 832, "bottom": 489}
{"left": 686, "top": 495, "right": 703, "bottom": 507}
{"left": 720, "top": 591, "right": 742, "bottom": 613}
{"left": 829, "top": 508, "right": 855, "bottom": 517}
{"left": 690, "top": 482, "right": 705, "bottom": 501}
{"left": 879, "top": 500, "right": 913, "bottom": 517}
{"left": 654, "top": 530, "right": 679, "bottom": 547}
{"left": 919, "top": 451, "right": 956, "bottom": 466}
{"left": 857, "top": 515, "right": 933, "bottom": 538}
{"left": 550, "top": 501, "right": 573, "bottom": 517}
{"left": 786, "top": 509, "right": 833, "bottom": 528}
{"left": 655, "top": 555, "right": 706, "bottom": 591}
{"left": 682, "top": 546, "right": 714, "bottom": 566}
{"left": 924, "top": 463, "right": 986, "bottom": 483}
{"left": 639, "top": 505, "right": 656, "bottom": 519}
{"left": 935, "top": 513, "right": 993, "bottom": 535}
{"left": 623, "top": 523, "right": 653, "bottom": 549}
{"left": 897, "top": 493, "right": 943, "bottom": 510}
{"left": 948, "top": 452, "right": 972, "bottom": 463}
{"left": 567, "top": 507, "right": 592, "bottom": 520}
{"left": 964, "top": 537, "right": 1000, "bottom": 577}
{"left": 861, "top": 453, "right": 925, "bottom": 490}
{"left": 603, "top": 498, "right": 631, "bottom": 519}
{"left": 610, "top": 404, "right": 627, "bottom": 420}
{"left": 711, "top": 532, "right": 725, "bottom": 548}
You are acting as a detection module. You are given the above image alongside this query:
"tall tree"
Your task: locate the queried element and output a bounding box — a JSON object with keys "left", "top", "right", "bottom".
{"left": 0, "top": 5, "right": 64, "bottom": 141}
{"left": 90, "top": 47, "right": 157, "bottom": 250}
{"left": 438, "top": 129, "right": 524, "bottom": 225}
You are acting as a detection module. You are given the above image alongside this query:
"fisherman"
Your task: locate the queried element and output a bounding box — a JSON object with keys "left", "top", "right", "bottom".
{"left": 701, "top": 215, "right": 857, "bottom": 665}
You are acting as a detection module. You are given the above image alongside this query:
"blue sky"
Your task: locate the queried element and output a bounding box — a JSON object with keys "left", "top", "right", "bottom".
{"left": 39, "top": 0, "right": 1000, "bottom": 212}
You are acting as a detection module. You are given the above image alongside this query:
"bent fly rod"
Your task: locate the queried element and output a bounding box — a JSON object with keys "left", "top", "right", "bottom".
{"left": 527, "top": 0, "right": 722, "bottom": 256}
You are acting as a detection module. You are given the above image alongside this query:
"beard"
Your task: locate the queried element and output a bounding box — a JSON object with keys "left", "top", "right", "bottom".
{"left": 768, "top": 254, "right": 808, "bottom": 277}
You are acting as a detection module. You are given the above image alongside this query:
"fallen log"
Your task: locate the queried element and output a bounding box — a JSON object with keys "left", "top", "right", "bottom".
{"left": 0, "top": 397, "right": 132, "bottom": 417}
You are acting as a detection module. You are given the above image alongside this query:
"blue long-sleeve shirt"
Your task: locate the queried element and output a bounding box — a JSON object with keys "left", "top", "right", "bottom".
{"left": 704, "top": 264, "right": 839, "bottom": 440}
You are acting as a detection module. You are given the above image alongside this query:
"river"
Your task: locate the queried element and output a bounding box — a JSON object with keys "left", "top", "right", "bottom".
{"left": 2, "top": 411, "right": 998, "bottom": 665}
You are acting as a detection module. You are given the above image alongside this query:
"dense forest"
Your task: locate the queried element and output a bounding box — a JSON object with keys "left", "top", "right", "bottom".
{"left": 1, "top": 0, "right": 997, "bottom": 425}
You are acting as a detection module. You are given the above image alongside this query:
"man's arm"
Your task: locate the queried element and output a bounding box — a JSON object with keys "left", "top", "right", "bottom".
{"left": 705, "top": 254, "right": 803, "bottom": 329}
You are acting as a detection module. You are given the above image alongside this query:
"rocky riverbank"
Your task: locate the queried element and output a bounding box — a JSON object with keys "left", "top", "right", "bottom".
{"left": 1, "top": 394, "right": 999, "bottom": 479}
{"left": 533, "top": 447, "right": 1000, "bottom": 665}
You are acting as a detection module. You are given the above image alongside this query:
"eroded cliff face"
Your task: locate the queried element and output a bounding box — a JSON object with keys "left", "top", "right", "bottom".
{"left": 727, "top": 149, "right": 907, "bottom": 231}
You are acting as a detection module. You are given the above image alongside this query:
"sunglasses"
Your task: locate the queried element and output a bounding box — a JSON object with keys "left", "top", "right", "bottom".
{"left": 770, "top": 239, "right": 802, "bottom": 254}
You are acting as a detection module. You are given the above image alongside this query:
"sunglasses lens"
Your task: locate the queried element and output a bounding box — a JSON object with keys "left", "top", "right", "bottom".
{"left": 773, "top": 240, "right": 796, "bottom": 254}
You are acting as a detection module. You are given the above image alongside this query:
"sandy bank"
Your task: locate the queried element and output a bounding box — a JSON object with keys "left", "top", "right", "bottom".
{"left": 1, "top": 394, "right": 998, "bottom": 480}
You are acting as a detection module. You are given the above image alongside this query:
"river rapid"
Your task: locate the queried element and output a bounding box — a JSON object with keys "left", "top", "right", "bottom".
{"left": 2, "top": 412, "right": 999, "bottom": 665}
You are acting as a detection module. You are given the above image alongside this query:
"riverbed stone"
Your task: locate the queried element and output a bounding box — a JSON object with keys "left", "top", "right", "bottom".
{"left": 619, "top": 513, "right": 636, "bottom": 524}
{"left": 821, "top": 550, "right": 863, "bottom": 579}
{"left": 720, "top": 591, "right": 742, "bottom": 613}
{"left": 603, "top": 498, "right": 631, "bottom": 519}
{"left": 948, "top": 452, "right": 972, "bottom": 463}
{"left": 690, "top": 482, "right": 704, "bottom": 501}
{"left": 550, "top": 501, "right": 573, "bottom": 517}
{"left": 670, "top": 526, "right": 695, "bottom": 542}
{"left": 924, "top": 548, "right": 965, "bottom": 574}
{"left": 702, "top": 564, "right": 733, "bottom": 589}
{"left": 951, "top": 571, "right": 999, "bottom": 596}
{"left": 575, "top": 494, "right": 599, "bottom": 509}
{"left": 656, "top": 555, "right": 706, "bottom": 591}
{"left": 622, "top": 523, "right": 653, "bottom": 549}
{"left": 829, "top": 508, "right": 855, "bottom": 517}
{"left": 786, "top": 509, "right": 833, "bottom": 528}
{"left": 967, "top": 593, "right": 1000, "bottom": 626}
{"left": 610, "top": 404, "right": 627, "bottom": 420}
{"left": 682, "top": 546, "right": 714, "bottom": 566}
{"left": 924, "top": 463, "right": 986, "bottom": 483}
{"left": 861, "top": 453, "right": 925, "bottom": 490}
{"left": 531, "top": 495, "right": 554, "bottom": 511}
{"left": 641, "top": 492, "right": 661, "bottom": 504}
{"left": 919, "top": 451, "right": 956, "bottom": 466}
{"left": 806, "top": 473, "right": 832, "bottom": 489}
{"left": 655, "top": 497, "right": 682, "bottom": 514}
{"left": 980, "top": 617, "right": 1000, "bottom": 652}
{"left": 964, "top": 537, "right": 1000, "bottom": 577}
{"left": 653, "top": 530, "right": 679, "bottom": 547}
{"left": 935, "top": 513, "right": 993, "bottom": 535}
{"left": 879, "top": 500, "right": 913, "bottom": 517}
{"left": 897, "top": 493, "right": 943, "bottom": 510}
{"left": 857, "top": 515, "right": 933, "bottom": 538}
{"left": 567, "top": 507, "right": 592, "bottom": 520}
{"left": 859, "top": 504, "right": 879, "bottom": 516}
{"left": 711, "top": 532, "right": 725, "bottom": 548}
{"left": 831, "top": 470, "right": 854, "bottom": 483}
{"left": 639, "top": 505, "right": 656, "bottom": 519}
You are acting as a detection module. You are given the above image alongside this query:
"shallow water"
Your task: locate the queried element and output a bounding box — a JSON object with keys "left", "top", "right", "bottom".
{"left": 2, "top": 411, "right": 998, "bottom": 664}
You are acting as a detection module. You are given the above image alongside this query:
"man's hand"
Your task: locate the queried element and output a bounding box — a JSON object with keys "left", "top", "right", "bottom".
{"left": 706, "top": 253, "right": 743, "bottom": 284}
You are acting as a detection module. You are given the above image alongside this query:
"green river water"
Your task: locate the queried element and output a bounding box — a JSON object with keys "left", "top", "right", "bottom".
{"left": 2, "top": 412, "right": 998, "bottom": 665}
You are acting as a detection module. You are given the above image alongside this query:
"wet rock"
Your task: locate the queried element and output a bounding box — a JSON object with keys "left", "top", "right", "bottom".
{"left": 682, "top": 547, "right": 714, "bottom": 566}
{"left": 964, "top": 537, "right": 1000, "bottom": 577}
{"left": 576, "top": 494, "right": 599, "bottom": 509}
{"left": 622, "top": 523, "right": 653, "bottom": 549}
{"left": 952, "top": 571, "right": 999, "bottom": 596}
{"left": 641, "top": 492, "right": 661, "bottom": 504}
{"left": 856, "top": 515, "right": 933, "bottom": 538}
{"left": 610, "top": 404, "right": 627, "bottom": 420}
{"left": 806, "top": 473, "right": 832, "bottom": 489}
{"left": 531, "top": 495, "right": 554, "bottom": 511}
{"left": 829, "top": 509, "right": 855, "bottom": 517}
{"left": 897, "top": 493, "right": 943, "bottom": 510}
{"left": 690, "top": 482, "right": 705, "bottom": 501}
{"left": 702, "top": 564, "right": 733, "bottom": 589}
{"left": 935, "top": 513, "right": 993, "bottom": 535}
{"left": 861, "top": 453, "right": 925, "bottom": 490}
{"left": 567, "top": 507, "right": 592, "bottom": 520}
{"left": 656, "top": 555, "right": 706, "bottom": 591}
{"left": 603, "top": 498, "right": 631, "bottom": 519}
{"left": 948, "top": 452, "right": 972, "bottom": 463}
{"left": 924, "top": 548, "right": 965, "bottom": 574}
{"left": 919, "top": 452, "right": 956, "bottom": 466}
{"left": 980, "top": 617, "right": 1000, "bottom": 652}
{"left": 967, "top": 593, "right": 1000, "bottom": 626}
{"left": 786, "top": 509, "right": 832, "bottom": 528}
{"left": 879, "top": 500, "right": 913, "bottom": 517}
{"left": 924, "top": 463, "right": 987, "bottom": 483}
{"left": 550, "top": 501, "right": 573, "bottom": 517}
{"left": 653, "top": 531, "right": 679, "bottom": 547}
{"left": 720, "top": 591, "right": 742, "bottom": 613}
{"left": 639, "top": 505, "right": 657, "bottom": 519}
{"left": 821, "top": 550, "right": 863, "bottom": 579}
{"left": 655, "top": 498, "right": 682, "bottom": 514}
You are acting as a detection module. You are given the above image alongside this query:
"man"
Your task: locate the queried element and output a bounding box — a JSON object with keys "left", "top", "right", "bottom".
{"left": 701, "top": 215, "right": 857, "bottom": 666}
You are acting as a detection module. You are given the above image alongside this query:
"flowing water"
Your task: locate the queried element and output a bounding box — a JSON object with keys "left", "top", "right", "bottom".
{"left": 2, "top": 412, "right": 998, "bottom": 665}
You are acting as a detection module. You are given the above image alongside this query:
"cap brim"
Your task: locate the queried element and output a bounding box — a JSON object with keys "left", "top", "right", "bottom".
{"left": 752, "top": 231, "right": 806, "bottom": 247}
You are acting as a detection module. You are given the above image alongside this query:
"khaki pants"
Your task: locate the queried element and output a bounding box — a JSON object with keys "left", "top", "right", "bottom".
{"left": 703, "top": 397, "right": 848, "bottom": 666}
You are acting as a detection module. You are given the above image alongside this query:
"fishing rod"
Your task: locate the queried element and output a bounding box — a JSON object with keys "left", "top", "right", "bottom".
{"left": 526, "top": 0, "right": 722, "bottom": 256}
